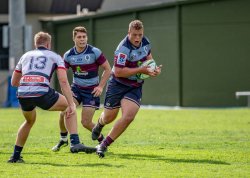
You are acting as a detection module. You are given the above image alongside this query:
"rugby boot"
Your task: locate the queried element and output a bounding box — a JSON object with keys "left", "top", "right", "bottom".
{"left": 52, "top": 139, "right": 68, "bottom": 152}
{"left": 7, "top": 156, "right": 24, "bottom": 163}
{"left": 92, "top": 123, "right": 104, "bottom": 140}
{"left": 96, "top": 144, "right": 107, "bottom": 158}
{"left": 70, "top": 143, "right": 96, "bottom": 154}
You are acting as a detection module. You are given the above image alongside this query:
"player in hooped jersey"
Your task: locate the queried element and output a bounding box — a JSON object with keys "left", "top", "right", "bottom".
{"left": 92, "top": 20, "right": 162, "bottom": 157}
{"left": 52, "top": 26, "right": 111, "bottom": 151}
{"left": 8, "top": 32, "right": 96, "bottom": 163}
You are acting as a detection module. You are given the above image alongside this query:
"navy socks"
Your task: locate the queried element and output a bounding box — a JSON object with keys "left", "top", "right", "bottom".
{"left": 13, "top": 145, "right": 23, "bottom": 159}
{"left": 70, "top": 134, "right": 80, "bottom": 145}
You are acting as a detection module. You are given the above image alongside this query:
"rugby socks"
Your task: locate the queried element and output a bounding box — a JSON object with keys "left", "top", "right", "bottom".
{"left": 98, "top": 118, "right": 105, "bottom": 127}
{"left": 60, "top": 132, "right": 68, "bottom": 142}
{"left": 13, "top": 145, "right": 23, "bottom": 159}
{"left": 97, "top": 134, "right": 104, "bottom": 143}
{"left": 70, "top": 134, "right": 80, "bottom": 145}
{"left": 101, "top": 136, "right": 114, "bottom": 148}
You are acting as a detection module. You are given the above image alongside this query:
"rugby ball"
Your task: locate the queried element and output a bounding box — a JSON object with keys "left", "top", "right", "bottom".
{"left": 137, "top": 59, "right": 157, "bottom": 80}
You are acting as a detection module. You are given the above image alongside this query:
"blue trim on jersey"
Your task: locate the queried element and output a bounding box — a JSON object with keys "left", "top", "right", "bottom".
{"left": 17, "top": 91, "right": 48, "bottom": 97}
{"left": 24, "top": 72, "right": 50, "bottom": 80}
{"left": 37, "top": 47, "right": 49, "bottom": 50}
{"left": 20, "top": 83, "right": 49, "bottom": 87}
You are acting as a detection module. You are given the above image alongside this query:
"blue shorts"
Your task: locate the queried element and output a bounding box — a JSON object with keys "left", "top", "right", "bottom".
{"left": 71, "top": 85, "right": 100, "bottom": 109}
{"left": 104, "top": 79, "right": 142, "bottom": 109}
{"left": 18, "top": 87, "right": 59, "bottom": 111}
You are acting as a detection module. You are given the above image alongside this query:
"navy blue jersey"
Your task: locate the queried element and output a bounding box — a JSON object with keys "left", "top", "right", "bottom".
{"left": 112, "top": 36, "right": 151, "bottom": 87}
{"left": 64, "top": 44, "right": 107, "bottom": 89}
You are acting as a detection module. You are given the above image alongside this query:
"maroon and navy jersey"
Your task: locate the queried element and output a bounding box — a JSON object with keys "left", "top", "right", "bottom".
{"left": 15, "top": 47, "right": 65, "bottom": 98}
{"left": 64, "top": 44, "right": 107, "bottom": 89}
{"left": 112, "top": 36, "right": 151, "bottom": 87}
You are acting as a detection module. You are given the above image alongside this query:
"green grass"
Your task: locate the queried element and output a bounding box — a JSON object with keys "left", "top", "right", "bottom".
{"left": 0, "top": 108, "right": 249, "bottom": 177}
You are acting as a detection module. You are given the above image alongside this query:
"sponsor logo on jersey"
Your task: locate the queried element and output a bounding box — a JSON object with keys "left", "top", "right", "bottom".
{"left": 72, "top": 57, "right": 83, "bottom": 63}
{"left": 117, "top": 53, "right": 127, "bottom": 65}
{"left": 22, "top": 75, "right": 45, "bottom": 83}
{"left": 75, "top": 66, "right": 88, "bottom": 76}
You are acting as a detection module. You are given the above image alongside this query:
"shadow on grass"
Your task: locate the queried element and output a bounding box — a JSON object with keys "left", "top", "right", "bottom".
{"left": 1, "top": 151, "right": 230, "bottom": 166}
{"left": 112, "top": 153, "right": 230, "bottom": 165}
{"left": 25, "top": 162, "right": 123, "bottom": 168}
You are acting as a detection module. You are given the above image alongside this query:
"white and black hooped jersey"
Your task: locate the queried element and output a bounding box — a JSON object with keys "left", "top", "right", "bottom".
{"left": 15, "top": 47, "right": 65, "bottom": 98}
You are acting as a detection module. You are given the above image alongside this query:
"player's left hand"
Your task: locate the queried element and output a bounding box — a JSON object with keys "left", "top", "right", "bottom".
{"left": 92, "top": 86, "right": 103, "bottom": 97}
{"left": 155, "top": 65, "right": 162, "bottom": 76}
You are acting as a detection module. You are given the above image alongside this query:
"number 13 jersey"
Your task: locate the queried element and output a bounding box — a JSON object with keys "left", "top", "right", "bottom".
{"left": 14, "top": 47, "right": 65, "bottom": 98}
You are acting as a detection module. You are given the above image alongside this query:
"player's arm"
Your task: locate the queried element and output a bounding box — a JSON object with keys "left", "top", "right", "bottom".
{"left": 92, "top": 60, "right": 111, "bottom": 97}
{"left": 113, "top": 51, "right": 149, "bottom": 77}
{"left": 56, "top": 68, "right": 76, "bottom": 116}
{"left": 114, "top": 66, "right": 149, "bottom": 78}
{"left": 146, "top": 53, "right": 162, "bottom": 76}
{"left": 11, "top": 71, "right": 22, "bottom": 87}
{"left": 114, "top": 53, "right": 158, "bottom": 78}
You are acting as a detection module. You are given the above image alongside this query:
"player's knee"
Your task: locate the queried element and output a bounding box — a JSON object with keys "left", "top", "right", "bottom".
{"left": 123, "top": 115, "right": 135, "bottom": 123}
{"left": 26, "top": 118, "right": 36, "bottom": 125}
{"left": 102, "top": 112, "right": 118, "bottom": 124}
{"left": 81, "top": 119, "right": 91, "bottom": 129}
{"left": 60, "top": 111, "right": 66, "bottom": 118}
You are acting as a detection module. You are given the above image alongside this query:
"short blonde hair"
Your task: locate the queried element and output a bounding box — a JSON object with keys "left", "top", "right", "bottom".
{"left": 73, "top": 26, "right": 87, "bottom": 38}
{"left": 129, "top": 20, "right": 144, "bottom": 31}
{"left": 34, "top": 31, "right": 51, "bottom": 47}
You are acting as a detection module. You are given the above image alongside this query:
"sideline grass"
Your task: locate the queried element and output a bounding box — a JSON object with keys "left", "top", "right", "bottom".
{"left": 0, "top": 108, "right": 249, "bottom": 177}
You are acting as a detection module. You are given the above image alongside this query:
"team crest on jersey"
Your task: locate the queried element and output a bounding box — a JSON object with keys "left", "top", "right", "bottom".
{"left": 84, "top": 55, "right": 90, "bottom": 63}
{"left": 130, "top": 53, "right": 136, "bottom": 61}
{"left": 117, "top": 53, "right": 127, "bottom": 65}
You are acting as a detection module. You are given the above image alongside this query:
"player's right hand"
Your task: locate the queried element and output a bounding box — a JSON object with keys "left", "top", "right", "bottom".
{"left": 65, "top": 103, "right": 76, "bottom": 119}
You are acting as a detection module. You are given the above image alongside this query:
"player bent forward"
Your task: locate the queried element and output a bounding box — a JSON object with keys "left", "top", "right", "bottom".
{"left": 92, "top": 20, "right": 162, "bottom": 158}
{"left": 8, "top": 31, "right": 96, "bottom": 163}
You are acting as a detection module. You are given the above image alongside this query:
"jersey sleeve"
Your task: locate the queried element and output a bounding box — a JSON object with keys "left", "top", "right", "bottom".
{"left": 63, "top": 51, "right": 70, "bottom": 69}
{"left": 144, "top": 37, "right": 152, "bottom": 56}
{"left": 93, "top": 47, "right": 107, "bottom": 65}
{"left": 114, "top": 47, "right": 128, "bottom": 68}
{"left": 15, "top": 56, "right": 23, "bottom": 73}
{"left": 56, "top": 54, "right": 66, "bottom": 70}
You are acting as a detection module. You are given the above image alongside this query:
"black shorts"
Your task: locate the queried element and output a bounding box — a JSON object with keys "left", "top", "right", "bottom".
{"left": 72, "top": 85, "right": 100, "bottom": 109}
{"left": 104, "top": 78, "right": 142, "bottom": 109}
{"left": 18, "top": 88, "right": 59, "bottom": 111}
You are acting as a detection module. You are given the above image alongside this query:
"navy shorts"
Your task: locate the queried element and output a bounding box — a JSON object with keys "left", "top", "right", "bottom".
{"left": 71, "top": 85, "right": 100, "bottom": 109}
{"left": 18, "top": 88, "right": 59, "bottom": 111}
{"left": 104, "top": 79, "right": 142, "bottom": 109}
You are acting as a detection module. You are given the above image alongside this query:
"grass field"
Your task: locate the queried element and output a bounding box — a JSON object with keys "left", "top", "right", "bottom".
{"left": 0, "top": 108, "right": 249, "bottom": 177}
